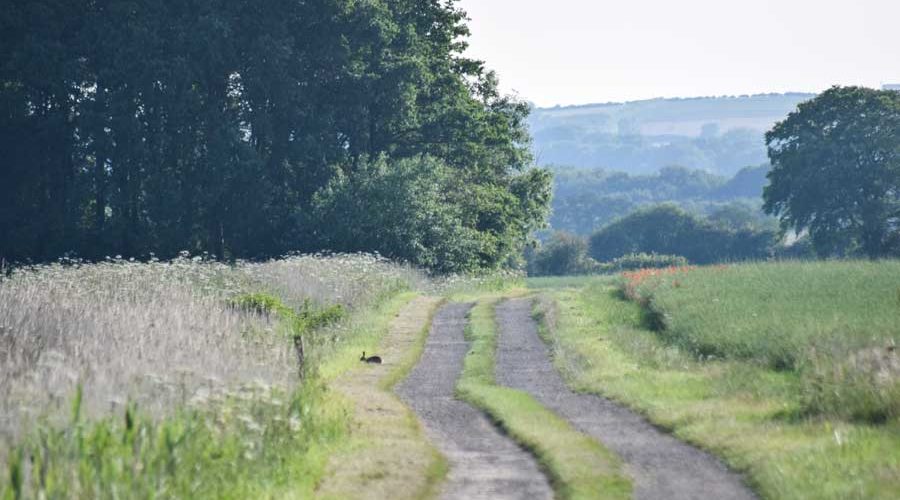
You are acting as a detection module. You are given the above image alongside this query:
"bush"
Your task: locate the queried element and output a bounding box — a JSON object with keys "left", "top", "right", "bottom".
{"left": 231, "top": 292, "right": 345, "bottom": 337}
{"left": 600, "top": 253, "right": 689, "bottom": 272}
{"left": 527, "top": 231, "right": 599, "bottom": 276}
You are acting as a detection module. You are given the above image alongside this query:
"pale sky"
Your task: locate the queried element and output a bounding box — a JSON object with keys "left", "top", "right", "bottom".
{"left": 457, "top": 0, "right": 900, "bottom": 107}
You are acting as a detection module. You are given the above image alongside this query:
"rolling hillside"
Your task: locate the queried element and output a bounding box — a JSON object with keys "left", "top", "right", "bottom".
{"left": 529, "top": 93, "right": 814, "bottom": 175}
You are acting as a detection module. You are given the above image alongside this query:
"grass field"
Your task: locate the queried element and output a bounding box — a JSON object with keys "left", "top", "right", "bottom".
{"left": 622, "top": 261, "right": 900, "bottom": 421}
{"left": 456, "top": 294, "right": 631, "bottom": 500}
{"left": 532, "top": 264, "right": 900, "bottom": 499}
{"left": 0, "top": 254, "right": 422, "bottom": 498}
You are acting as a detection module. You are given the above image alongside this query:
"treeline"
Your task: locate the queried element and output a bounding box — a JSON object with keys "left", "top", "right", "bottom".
{"left": 533, "top": 86, "right": 900, "bottom": 275}
{"left": 528, "top": 204, "right": 784, "bottom": 276}
{"left": 0, "top": 0, "right": 550, "bottom": 272}
{"left": 549, "top": 164, "right": 773, "bottom": 236}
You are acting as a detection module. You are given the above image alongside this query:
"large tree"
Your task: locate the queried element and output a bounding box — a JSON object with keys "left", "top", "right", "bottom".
{"left": 0, "top": 0, "right": 549, "bottom": 270}
{"left": 764, "top": 86, "right": 900, "bottom": 258}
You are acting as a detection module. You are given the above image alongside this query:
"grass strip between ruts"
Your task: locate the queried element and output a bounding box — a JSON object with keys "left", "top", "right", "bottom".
{"left": 316, "top": 294, "right": 447, "bottom": 500}
{"left": 455, "top": 292, "right": 632, "bottom": 500}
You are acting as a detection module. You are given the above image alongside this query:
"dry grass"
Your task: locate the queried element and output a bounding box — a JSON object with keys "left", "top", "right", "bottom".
{"left": 0, "top": 253, "right": 420, "bottom": 453}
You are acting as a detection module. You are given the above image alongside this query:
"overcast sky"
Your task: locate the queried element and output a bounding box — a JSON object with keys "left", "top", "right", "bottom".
{"left": 457, "top": 0, "right": 900, "bottom": 107}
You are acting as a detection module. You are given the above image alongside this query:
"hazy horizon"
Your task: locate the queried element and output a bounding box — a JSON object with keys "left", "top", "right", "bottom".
{"left": 458, "top": 0, "right": 900, "bottom": 107}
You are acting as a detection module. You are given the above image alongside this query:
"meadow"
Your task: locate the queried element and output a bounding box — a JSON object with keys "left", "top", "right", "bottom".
{"left": 622, "top": 260, "right": 900, "bottom": 421}
{"left": 532, "top": 260, "right": 900, "bottom": 499}
{"left": 0, "top": 254, "right": 422, "bottom": 497}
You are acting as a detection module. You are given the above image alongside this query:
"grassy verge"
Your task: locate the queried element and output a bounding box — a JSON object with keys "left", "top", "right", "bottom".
{"left": 317, "top": 295, "right": 447, "bottom": 500}
{"left": 0, "top": 280, "right": 418, "bottom": 499}
{"left": 535, "top": 278, "right": 900, "bottom": 499}
{"left": 456, "top": 293, "right": 631, "bottom": 500}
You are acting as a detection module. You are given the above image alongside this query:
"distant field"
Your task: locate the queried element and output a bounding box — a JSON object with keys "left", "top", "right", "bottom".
{"left": 531, "top": 93, "right": 814, "bottom": 135}
{"left": 528, "top": 93, "right": 814, "bottom": 174}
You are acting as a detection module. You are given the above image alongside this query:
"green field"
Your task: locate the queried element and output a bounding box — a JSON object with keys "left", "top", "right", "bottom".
{"left": 531, "top": 261, "right": 900, "bottom": 499}
{"left": 623, "top": 260, "right": 900, "bottom": 421}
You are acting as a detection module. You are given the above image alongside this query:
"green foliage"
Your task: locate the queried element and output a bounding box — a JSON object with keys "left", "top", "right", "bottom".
{"left": 589, "top": 204, "right": 776, "bottom": 264}
{"left": 527, "top": 231, "right": 598, "bottom": 277}
{"left": 230, "top": 293, "right": 294, "bottom": 317}
{"left": 0, "top": 0, "right": 550, "bottom": 273}
{"left": 764, "top": 86, "right": 900, "bottom": 258}
{"left": 601, "top": 253, "right": 689, "bottom": 272}
{"left": 802, "top": 344, "right": 900, "bottom": 423}
{"left": 231, "top": 292, "right": 345, "bottom": 337}
{"left": 623, "top": 260, "right": 900, "bottom": 421}
{"left": 313, "top": 155, "right": 550, "bottom": 273}
{"left": 0, "top": 383, "right": 343, "bottom": 499}
{"left": 549, "top": 165, "right": 774, "bottom": 236}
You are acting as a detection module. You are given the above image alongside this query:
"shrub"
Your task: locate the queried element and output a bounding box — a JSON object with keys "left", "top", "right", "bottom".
{"left": 527, "top": 231, "right": 599, "bottom": 276}
{"left": 601, "top": 253, "right": 689, "bottom": 272}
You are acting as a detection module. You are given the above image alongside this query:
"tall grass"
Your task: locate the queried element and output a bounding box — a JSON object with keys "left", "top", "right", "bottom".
{"left": 536, "top": 281, "right": 900, "bottom": 499}
{"left": 621, "top": 260, "right": 900, "bottom": 421}
{"left": 0, "top": 253, "right": 421, "bottom": 496}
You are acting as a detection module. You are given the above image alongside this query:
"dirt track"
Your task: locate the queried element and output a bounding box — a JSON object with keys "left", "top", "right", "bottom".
{"left": 395, "top": 302, "right": 553, "bottom": 500}
{"left": 495, "top": 297, "right": 756, "bottom": 500}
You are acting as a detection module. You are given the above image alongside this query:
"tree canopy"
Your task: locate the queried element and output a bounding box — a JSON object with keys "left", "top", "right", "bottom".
{"left": 0, "top": 0, "right": 549, "bottom": 271}
{"left": 548, "top": 164, "right": 773, "bottom": 236}
{"left": 588, "top": 204, "right": 775, "bottom": 264}
{"left": 764, "top": 86, "right": 900, "bottom": 258}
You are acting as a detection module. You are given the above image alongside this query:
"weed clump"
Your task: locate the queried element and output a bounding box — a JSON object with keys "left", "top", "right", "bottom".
{"left": 802, "top": 344, "right": 900, "bottom": 422}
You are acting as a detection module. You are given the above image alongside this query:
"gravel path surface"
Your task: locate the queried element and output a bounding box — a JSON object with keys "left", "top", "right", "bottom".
{"left": 396, "top": 302, "right": 553, "bottom": 500}
{"left": 495, "top": 298, "right": 757, "bottom": 500}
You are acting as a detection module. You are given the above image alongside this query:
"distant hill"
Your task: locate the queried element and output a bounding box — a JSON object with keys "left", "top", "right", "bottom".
{"left": 548, "top": 165, "right": 774, "bottom": 236}
{"left": 529, "top": 93, "right": 814, "bottom": 176}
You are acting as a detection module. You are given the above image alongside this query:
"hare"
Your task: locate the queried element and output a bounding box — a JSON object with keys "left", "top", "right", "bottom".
{"left": 360, "top": 351, "right": 382, "bottom": 364}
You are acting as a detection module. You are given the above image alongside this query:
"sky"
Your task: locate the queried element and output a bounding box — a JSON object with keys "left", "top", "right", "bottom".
{"left": 456, "top": 0, "right": 900, "bottom": 107}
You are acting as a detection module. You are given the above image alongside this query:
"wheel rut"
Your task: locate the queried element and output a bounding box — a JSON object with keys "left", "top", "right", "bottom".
{"left": 495, "top": 297, "right": 757, "bottom": 500}
{"left": 396, "top": 302, "right": 553, "bottom": 500}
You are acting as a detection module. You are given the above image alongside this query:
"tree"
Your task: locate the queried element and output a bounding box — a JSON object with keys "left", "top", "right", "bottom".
{"left": 312, "top": 155, "right": 549, "bottom": 273}
{"left": 527, "top": 231, "right": 595, "bottom": 276}
{"left": 764, "top": 86, "right": 900, "bottom": 258}
{"left": 0, "top": 0, "right": 551, "bottom": 271}
{"left": 588, "top": 204, "right": 774, "bottom": 264}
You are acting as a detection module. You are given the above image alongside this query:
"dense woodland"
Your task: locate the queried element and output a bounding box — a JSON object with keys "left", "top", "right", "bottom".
{"left": 0, "top": 0, "right": 550, "bottom": 272}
